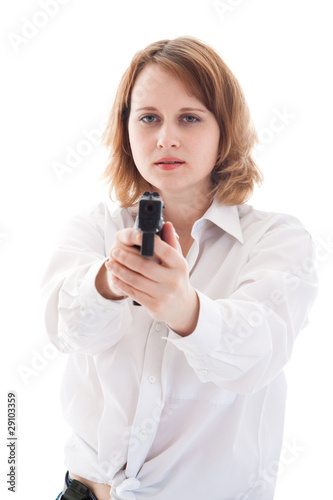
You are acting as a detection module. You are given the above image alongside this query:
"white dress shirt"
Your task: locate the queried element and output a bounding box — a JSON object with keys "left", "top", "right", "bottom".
{"left": 42, "top": 198, "right": 318, "bottom": 500}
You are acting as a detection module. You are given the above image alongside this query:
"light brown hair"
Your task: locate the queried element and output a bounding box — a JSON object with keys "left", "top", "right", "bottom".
{"left": 101, "top": 36, "right": 263, "bottom": 206}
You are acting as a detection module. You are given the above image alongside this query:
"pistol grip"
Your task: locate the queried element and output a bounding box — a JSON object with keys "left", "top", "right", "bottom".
{"left": 133, "top": 232, "right": 160, "bottom": 306}
{"left": 141, "top": 232, "right": 155, "bottom": 256}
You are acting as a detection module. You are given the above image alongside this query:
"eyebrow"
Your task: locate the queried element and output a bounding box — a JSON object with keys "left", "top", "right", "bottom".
{"left": 134, "top": 106, "right": 207, "bottom": 113}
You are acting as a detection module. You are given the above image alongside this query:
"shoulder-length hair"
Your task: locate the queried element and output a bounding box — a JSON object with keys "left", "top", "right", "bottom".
{"left": 101, "top": 36, "right": 263, "bottom": 206}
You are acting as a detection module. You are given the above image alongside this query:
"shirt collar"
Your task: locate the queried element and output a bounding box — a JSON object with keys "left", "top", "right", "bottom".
{"left": 194, "top": 199, "right": 244, "bottom": 244}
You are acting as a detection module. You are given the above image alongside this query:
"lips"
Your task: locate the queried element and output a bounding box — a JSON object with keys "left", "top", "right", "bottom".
{"left": 154, "top": 157, "right": 185, "bottom": 170}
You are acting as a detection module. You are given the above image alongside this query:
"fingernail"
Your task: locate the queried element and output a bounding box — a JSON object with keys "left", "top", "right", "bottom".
{"left": 106, "top": 261, "right": 113, "bottom": 270}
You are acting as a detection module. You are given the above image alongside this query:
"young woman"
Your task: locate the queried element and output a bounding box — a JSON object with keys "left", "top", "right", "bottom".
{"left": 43, "top": 36, "right": 318, "bottom": 500}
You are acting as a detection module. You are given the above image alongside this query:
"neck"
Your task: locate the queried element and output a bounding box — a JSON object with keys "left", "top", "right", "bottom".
{"left": 160, "top": 189, "right": 212, "bottom": 240}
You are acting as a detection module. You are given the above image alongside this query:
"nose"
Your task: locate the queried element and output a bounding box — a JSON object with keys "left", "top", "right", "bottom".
{"left": 156, "top": 121, "right": 180, "bottom": 149}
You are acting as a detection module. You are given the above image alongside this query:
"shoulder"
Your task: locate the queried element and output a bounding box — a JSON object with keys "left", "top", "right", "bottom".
{"left": 235, "top": 204, "right": 315, "bottom": 260}
{"left": 237, "top": 204, "right": 309, "bottom": 237}
{"left": 65, "top": 199, "right": 136, "bottom": 237}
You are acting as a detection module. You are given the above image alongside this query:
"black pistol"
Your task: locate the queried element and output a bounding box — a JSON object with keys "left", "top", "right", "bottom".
{"left": 133, "top": 191, "right": 164, "bottom": 305}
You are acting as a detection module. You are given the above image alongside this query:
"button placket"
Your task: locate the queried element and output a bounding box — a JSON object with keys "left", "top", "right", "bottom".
{"left": 125, "top": 321, "right": 167, "bottom": 478}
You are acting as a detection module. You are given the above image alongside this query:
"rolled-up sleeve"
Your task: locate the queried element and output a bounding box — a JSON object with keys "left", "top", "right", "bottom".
{"left": 41, "top": 206, "right": 132, "bottom": 356}
{"left": 166, "top": 221, "right": 318, "bottom": 394}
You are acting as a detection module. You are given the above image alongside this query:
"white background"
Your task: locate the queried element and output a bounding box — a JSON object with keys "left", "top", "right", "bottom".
{"left": 0, "top": 0, "right": 332, "bottom": 498}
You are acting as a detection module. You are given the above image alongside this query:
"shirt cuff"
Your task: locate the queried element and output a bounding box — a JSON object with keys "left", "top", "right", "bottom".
{"left": 165, "top": 289, "right": 221, "bottom": 357}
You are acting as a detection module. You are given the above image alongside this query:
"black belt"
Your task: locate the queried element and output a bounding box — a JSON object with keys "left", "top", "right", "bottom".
{"left": 61, "top": 472, "right": 98, "bottom": 500}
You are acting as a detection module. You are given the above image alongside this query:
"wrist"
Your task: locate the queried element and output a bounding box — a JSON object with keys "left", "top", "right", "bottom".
{"left": 95, "top": 261, "right": 127, "bottom": 301}
{"left": 168, "top": 289, "right": 199, "bottom": 337}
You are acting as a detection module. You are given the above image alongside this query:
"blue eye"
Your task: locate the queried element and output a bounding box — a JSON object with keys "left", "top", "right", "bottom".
{"left": 183, "top": 115, "right": 199, "bottom": 123}
{"left": 140, "top": 115, "right": 157, "bottom": 123}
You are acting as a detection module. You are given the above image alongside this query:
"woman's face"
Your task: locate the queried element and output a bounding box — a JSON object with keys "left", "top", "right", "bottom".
{"left": 128, "top": 64, "right": 220, "bottom": 200}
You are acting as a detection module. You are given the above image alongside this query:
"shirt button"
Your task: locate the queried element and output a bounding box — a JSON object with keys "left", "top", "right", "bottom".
{"left": 80, "top": 306, "right": 95, "bottom": 323}
{"left": 148, "top": 375, "right": 156, "bottom": 384}
{"left": 139, "top": 430, "right": 147, "bottom": 437}
{"left": 198, "top": 369, "right": 208, "bottom": 376}
{"left": 155, "top": 323, "right": 161, "bottom": 332}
